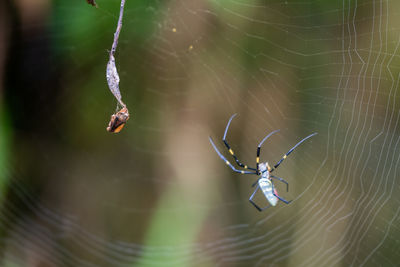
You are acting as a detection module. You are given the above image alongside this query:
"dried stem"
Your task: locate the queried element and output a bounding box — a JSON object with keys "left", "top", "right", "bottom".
{"left": 106, "top": 0, "right": 127, "bottom": 108}
{"left": 110, "top": 0, "right": 126, "bottom": 57}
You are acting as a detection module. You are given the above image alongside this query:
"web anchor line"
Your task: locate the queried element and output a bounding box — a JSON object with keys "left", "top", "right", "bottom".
{"left": 106, "top": 0, "right": 130, "bottom": 133}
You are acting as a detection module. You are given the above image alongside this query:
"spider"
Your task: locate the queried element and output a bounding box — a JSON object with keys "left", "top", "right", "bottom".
{"left": 209, "top": 114, "right": 317, "bottom": 211}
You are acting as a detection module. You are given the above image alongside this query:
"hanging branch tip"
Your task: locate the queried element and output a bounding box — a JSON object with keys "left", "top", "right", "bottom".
{"left": 105, "top": 0, "right": 129, "bottom": 133}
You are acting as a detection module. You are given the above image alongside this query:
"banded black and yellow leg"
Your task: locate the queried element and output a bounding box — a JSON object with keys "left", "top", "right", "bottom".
{"left": 223, "top": 140, "right": 256, "bottom": 171}
{"left": 256, "top": 130, "right": 280, "bottom": 174}
{"left": 271, "top": 132, "right": 318, "bottom": 171}
{"left": 209, "top": 137, "right": 257, "bottom": 175}
{"left": 222, "top": 114, "right": 257, "bottom": 171}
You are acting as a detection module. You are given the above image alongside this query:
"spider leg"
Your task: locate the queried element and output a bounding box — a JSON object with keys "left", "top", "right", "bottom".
{"left": 249, "top": 184, "right": 270, "bottom": 212}
{"left": 256, "top": 130, "right": 280, "bottom": 173}
{"left": 222, "top": 114, "right": 257, "bottom": 171}
{"left": 252, "top": 178, "right": 261, "bottom": 187}
{"left": 271, "top": 132, "right": 317, "bottom": 172}
{"left": 270, "top": 175, "right": 289, "bottom": 192}
{"left": 209, "top": 137, "right": 257, "bottom": 175}
{"left": 272, "top": 191, "right": 292, "bottom": 204}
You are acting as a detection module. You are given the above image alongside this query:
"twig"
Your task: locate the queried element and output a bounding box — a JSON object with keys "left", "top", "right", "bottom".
{"left": 106, "top": 0, "right": 126, "bottom": 108}
{"left": 105, "top": 0, "right": 130, "bottom": 133}
{"left": 110, "top": 0, "right": 126, "bottom": 56}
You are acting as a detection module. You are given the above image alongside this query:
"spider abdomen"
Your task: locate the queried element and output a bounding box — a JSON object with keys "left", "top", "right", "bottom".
{"left": 259, "top": 178, "right": 278, "bottom": 206}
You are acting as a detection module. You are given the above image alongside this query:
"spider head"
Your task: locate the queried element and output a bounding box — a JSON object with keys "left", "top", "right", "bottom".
{"left": 259, "top": 162, "right": 268, "bottom": 173}
{"left": 258, "top": 162, "right": 272, "bottom": 175}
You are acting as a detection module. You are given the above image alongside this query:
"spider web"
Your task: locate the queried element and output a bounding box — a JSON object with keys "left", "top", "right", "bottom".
{"left": 2, "top": 0, "right": 400, "bottom": 266}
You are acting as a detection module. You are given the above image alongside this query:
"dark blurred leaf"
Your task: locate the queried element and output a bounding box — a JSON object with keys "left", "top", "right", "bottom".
{"left": 86, "top": 0, "right": 98, "bottom": 8}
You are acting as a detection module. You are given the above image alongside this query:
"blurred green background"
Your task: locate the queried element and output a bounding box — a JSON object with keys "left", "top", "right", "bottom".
{"left": 2, "top": 0, "right": 400, "bottom": 266}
